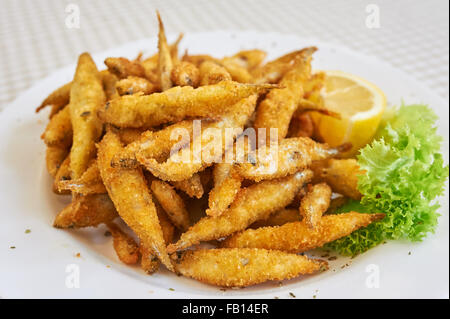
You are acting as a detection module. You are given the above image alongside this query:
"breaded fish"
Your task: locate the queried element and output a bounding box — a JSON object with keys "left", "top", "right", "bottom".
{"left": 157, "top": 11, "right": 174, "bottom": 91}
{"left": 167, "top": 171, "right": 312, "bottom": 253}
{"left": 97, "top": 131, "right": 174, "bottom": 271}
{"left": 221, "top": 212, "right": 385, "bottom": 252}
{"left": 311, "top": 158, "right": 363, "bottom": 200}
{"left": 53, "top": 194, "right": 118, "bottom": 228}
{"left": 140, "top": 204, "right": 176, "bottom": 274}
{"left": 69, "top": 53, "right": 105, "bottom": 179}
{"left": 199, "top": 61, "right": 232, "bottom": 85}
{"left": 175, "top": 248, "right": 327, "bottom": 287}
{"left": 236, "top": 137, "right": 350, "bottom": 182}
{"left": 251, "top": 49, "right": 306, "bottom": 84}
{"left": 299, "top": 183, "right": 332, "bottom": 228}
{"left": 250, "top": 208, "right": 301, "bottom": 228}
{"left": 151, "top": 180, "right": 190, "bottom": 231}
{"left": 206, "top": 164, "right": 242, "bottom": 217}
{"left": 36, "top": 82, "right": 72, "bottom": 115}
{"left": 171, "top": 173, "right": 204, "bottom": 199}
{"left": 41, "top": 105, "right": 72, "bottom": 147}
{"left": 111, "top": 120, "right": 198, "bottom": 169}
{"left": 53, "top": 155, "right": 71, "bottom": 194}
{"left": 254, "top": 47, "right": 316, "bottom": 141}
{"left": 107, "top": 222, "right": 140, "bottom": 265}
{"left": 171, "top": 61, "right": 200, "bottom": 87}
{"left": 57, "top": 160, "right": 106, "bottom": 195}
{"left": 228, "top": 49, "right": 267, "bottom": 70}
{"left": 104, "top": 57, "right": 145, "bottom": 79}
{"left": 116, "top": 76, "right": 157, "bottom": 96}
{"left": 136, "top": 95, "right": 257, "bottom": 181}
{"left": 45, "top": 145, "right": 69, "bottom": 178}
{"left": 101, "top": 81, "right": 276, "bottom": 128}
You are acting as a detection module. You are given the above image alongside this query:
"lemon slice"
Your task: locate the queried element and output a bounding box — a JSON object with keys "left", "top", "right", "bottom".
{"left": 310, "top": 70, "right": 386, "bottom": 157}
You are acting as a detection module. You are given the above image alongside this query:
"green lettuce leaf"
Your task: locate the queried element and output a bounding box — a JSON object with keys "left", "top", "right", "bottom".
{"left": 326, "top": 104, "right": 449, "bottom": 256}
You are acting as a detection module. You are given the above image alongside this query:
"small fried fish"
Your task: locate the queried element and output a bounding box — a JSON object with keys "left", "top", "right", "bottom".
{"left": 53, "top": 194, "right": 118, "bottom": 229}
{"left": 175, "top": 248, "right": 327, "bottom": 287}
{"left": 221, "top": 212, "right": 385, "bottom": 252}
{"left": 97, "top": 131, "right": 174, "bottom": 271}
{"left": 107, "top": 222, "right": 140, "bottom": 265}
{"left": 299, "top": 183, "right": 332, "bottom": 228}
{"left": 167, "top": 171, "right": 312, "bottom": 253}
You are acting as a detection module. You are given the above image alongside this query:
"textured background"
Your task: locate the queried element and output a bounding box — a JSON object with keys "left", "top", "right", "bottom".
{"left": 0, "top": 0, "right": 448, "bottom": 110}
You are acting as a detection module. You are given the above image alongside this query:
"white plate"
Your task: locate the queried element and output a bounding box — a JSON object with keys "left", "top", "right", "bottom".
{"left": 0, "top": 31, "right": 448, "bottom": 299}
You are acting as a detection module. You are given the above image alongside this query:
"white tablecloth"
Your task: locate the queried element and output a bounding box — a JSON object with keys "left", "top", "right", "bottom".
{"left": 1, "top": 0, "right": 448, "bottom": 110}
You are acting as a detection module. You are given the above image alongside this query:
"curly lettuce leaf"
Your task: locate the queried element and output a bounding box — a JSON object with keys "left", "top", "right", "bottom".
{"left": 326, "top": 104, "right": 449, "bottom": 256}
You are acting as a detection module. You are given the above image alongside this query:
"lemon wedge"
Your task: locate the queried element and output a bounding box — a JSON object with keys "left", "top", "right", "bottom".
{"left": 310, "top": 70, "right": 386, "bottom": 157}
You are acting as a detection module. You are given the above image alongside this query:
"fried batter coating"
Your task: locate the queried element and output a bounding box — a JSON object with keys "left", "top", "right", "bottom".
{"left": 57, "top": 160, "right": 106, "bottom": 195}
{"left": 250, "top": 208, "right": 301, "bottom": 228}
{"left": 229, "top": 49, "right": 267, "bottom": 70}
{"left": 199, "top": 61, "right": 232, "bottom": 85}
{"left": 37, "top": 70, "right": 119, "bottom": 116}
{"left": 254, "top": 47, "right": 316, "bottom": 141}
{"left": 303, "top": 71, "right": 325, "bottom": 98}
{"left": 110, "top": 120, "right": 197, "bottom": 168}
{"left": 45, "top": 145, "right": 69, "bottom": 178}
{"left": 69, "top": 53, "right": 105, "bottom": 179}
{"left": 156, "top": 204, "right": 176, "bottom": 245}
{"left": 53, "top": 194, "right": 118, "bottom": 228}
{"left": 169, "top": 33, "right": 183, "bottom": 64}
{"left": 167, "top": 171, "right": 312, "bottom": 253}
{"left": 116, "top": 127, "right": 149, "bottom": 145}
{"left": 151, "top": 180, "right": 190, "bottom": 231}
{"left": 220, "top": 57, "right": 253, "bottom": 83}
{"left": 288, "top": 112, "right": 314, "bottom": 138}
{"left": 36, "top": 81, "right": 72, "bottom": 115}
{"left": 326, "top": 196, "right": 349, "bottom": 214}
{"left": 182, "top": 53, "right": 219, "bottom": 66}
{"left": 302, "top": 71, "right": 326, "bottom": 110}
{"left": 97, "top": 131, "right": 174, "bottom": 271}
{"left": 101, "top": 70, "right": 120, "bottom": 101}
{"left": 142, "top": 56, "right": 159, "bottom": 86}
{"left": 107, "top": 222, "right": 140, "bottom": 265}
{"left": 53, "top": 155, "right": 71, "bottom": 194}
{"left": 141, "top": 34, "right": 184, "bottom": 87}
{"left": 102, "top": 81, "right": 276, "bottom": 128}
{"left": 251, "top": 49, "right": 306, "bottom": 84}
{"left": 206, "top": 164, "right": 242, "bottom": 217}
{"left": 140, "top": 243, "right": 160, "bottom": 274}
{"left": 116, "top": 76, "right": 157, "bottom": 96}
{"left": 41, "top": 105, "right": 72, "bottom": 147}
{"left": 311, "top": 158, "right": 363, "bottom": 200}
{"left": 157, "top": 12, "right": 174, "bottom": 91}
{"left": 140, "top": 204, "right": 175, "bottom": 274}
{"left": 221, "top": 212, "right": 385, "bottom": 252}
{"left": 136, "top": 95, "right": 257, "bottom": 181}
{"left": 212, "top": 162, "right": 233, "bottom": 185}
{"left": 300, "top": 183, "right": 332, "bottom": 228}
{"left": 171, "top": 61, "right": 200, "bottom": 87}
{"left": 142, "top": 33, "right": 183, "bottom": 64}
{"left": 174, "top": 248, "right": 326, "bottom": 287}
{"left": 236, "top": 137, "right": 348, "bottom": 182}
{"left": 294, "top": 99, "right": 340, "bottom": 119}
{"left": 104, "top": 57, "right": 145, "bottom": 79}
{"left": 171, "top": 173, "right": 204, "bottom": 198}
